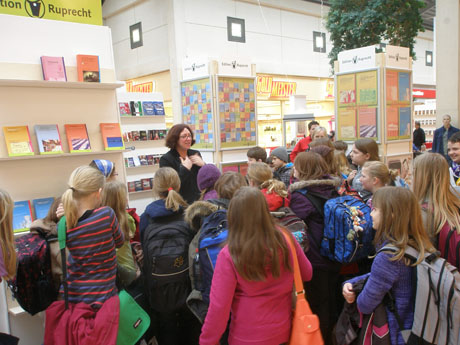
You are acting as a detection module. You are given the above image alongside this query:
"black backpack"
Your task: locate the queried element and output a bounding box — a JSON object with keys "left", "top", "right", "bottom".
{"left": 141, "top": 212, "right": 193, "bottom": 313}
{"left": 8, "top": 229, "right": 58, "bottom": 315}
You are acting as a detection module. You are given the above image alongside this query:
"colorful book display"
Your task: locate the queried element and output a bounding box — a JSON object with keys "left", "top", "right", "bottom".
{"left": 142, "top": 101, "right": 155, "bottom": 116}
{"left": 125, "top": 154, "right": 161, "bottom": 168}
{"left": 123, "top": 129, "right": 167, "bottom": 142}
{"left": 64, "top": 124, "right": 91, "bottom": 153}
{"left": 100, "top": 123, "right": 125, "bottom": 150}
{"left": 119, "top": 102, "right": 131, "bottom": 116}
{"left": 34, "top": 124, "right": 63, "bottom": 154}
{"left": 153, "top": 101, "right": 165, "bottom": 115}
{"left": 40, "top": 56, "right": 67, "bottom": 82}
{"left": 3, "top": 126, "right": 34, "bottom": 157}
{"left": 32, "top": 197, "right": 54, "bottom": 219}
{"left": 13, "top": 200, "right": 33, "bottom": 233}
{"left": 127, "top": 178, "right": 154, "bottom": 193}
{"left": 76, "top": 54, "right": 100, "bottom": 82}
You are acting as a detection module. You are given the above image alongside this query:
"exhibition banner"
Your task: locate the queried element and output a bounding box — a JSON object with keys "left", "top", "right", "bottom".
{"left": 386, "top": 106, "right": 399, "bottom": 139}
{"left": 338, "top": 46, "right": 376, "bottom": 73}
{"left": 358, "top": 107, "right": 377, "bottom": 138}
{"left": 337, "top": 74, "right": 356, "bottom": 106}
{"left": 217, "top": 76, "right": 257, "bottom": 149}
{"left": 386, "top": 70, "right": 398, "bottom": 103}
{"left": 182, "top": 57, "right": 209, "bottom": 80}
{"left": 181, "top": 78, "right": 214, "bottom": 150}
{"left": 356, "top": 70, "right": 378, "bottom": 105}
{"left": 385, "top": 45, "right": 410, "bottom": 69}
{"left": 0, "top": 0, "right": 102, "bottom": 25}
{"left": 338, "top": 107, "right": 357, "bottom": 140}
{"left": 217, "top": 59, "right": 251, "bottom": 77}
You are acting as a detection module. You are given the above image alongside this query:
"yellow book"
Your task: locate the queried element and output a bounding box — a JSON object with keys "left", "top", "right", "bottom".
{"left": 3, "top": 126, "right": 34, "bottom": 157}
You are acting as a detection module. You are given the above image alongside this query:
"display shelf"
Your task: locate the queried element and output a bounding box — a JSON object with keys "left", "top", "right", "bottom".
{"left": 0, "top": 150, "right": 127, "bottom": 162}
{"left": 128, "top": 189, "right": 153, "bottom": 195}
{"left": 126, "top": 165, "right": 159, "bottom": 170}
{"left": 121, "top": 115, "right": 166, "bottom": 121}
{"left": 0, "top": 79, "right": 124, "bottom": 90}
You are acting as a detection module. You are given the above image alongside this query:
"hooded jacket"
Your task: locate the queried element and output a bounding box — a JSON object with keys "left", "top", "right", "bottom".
{"left": 289, "top": 177, "right": 341, "bottom": 271}
{"left": 139, "top": 199, "right": 185, "bottom": 239}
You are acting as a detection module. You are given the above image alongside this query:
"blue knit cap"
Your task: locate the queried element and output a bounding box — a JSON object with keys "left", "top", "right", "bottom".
{"left": 92, "top": 159, "right": 114, "bottom": 178}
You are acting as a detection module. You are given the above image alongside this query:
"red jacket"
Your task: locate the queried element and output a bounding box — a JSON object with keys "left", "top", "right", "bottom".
{"left": 290, "top": 136, "right": 312, "bottom": 162}
{"left": 44, "top": 295, "right": 119, "bottom": 345}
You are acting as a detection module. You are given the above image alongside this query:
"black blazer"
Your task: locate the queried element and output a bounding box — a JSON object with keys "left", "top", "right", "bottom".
{"left": 159, "top": 148, "right": 202, "bottom": 204}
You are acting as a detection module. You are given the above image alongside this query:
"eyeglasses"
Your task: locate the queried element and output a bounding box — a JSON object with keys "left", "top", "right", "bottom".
{"left": 180, "top": 134, "right": 192, "bottom": 139}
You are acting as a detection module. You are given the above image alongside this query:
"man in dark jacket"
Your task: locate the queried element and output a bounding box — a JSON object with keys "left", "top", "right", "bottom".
{"left": 432, "top": 114, "right": 459, "bottom": 161}
{"left": 413, "top": 121, "right": 426, "bottom": 151}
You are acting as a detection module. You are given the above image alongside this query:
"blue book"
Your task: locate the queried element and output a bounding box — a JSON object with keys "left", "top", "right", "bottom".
{"left": 142, "top": 101, "right": 155, "bottom": 116}
{"left": 13, "top": 200, "right": 33, "bottom": 233}
{"left": 153, "top": 101, "right": 165, "bottom": 115}
{"left": 32, "top": 197, "right": 55, "bottom": 220}
{"left": 34, "top": 124, "right": 63, "bottom": 154}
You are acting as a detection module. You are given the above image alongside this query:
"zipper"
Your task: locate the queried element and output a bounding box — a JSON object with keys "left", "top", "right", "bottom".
{"left": 151, "top": 266, "right": 189, "bottom": 277}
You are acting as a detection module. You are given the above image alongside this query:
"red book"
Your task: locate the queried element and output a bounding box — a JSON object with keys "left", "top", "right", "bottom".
{"left": 76, "top": 54, "right": 100, "bottom": 82}
{"left": 40, "top": 56, "right": 67, "bottom": 82}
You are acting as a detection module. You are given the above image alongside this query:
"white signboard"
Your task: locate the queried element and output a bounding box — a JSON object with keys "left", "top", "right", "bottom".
{"left": 182, "top": 57, "right": 209, "bottom": 80}
{"left": 338, "top": 46, "right": 376, "bottom": 72}
{"left": 217, "top": 59, "right": 251, "bottom": 76}
{"left": 385, "top": 45, "right": 410, "bottom": 69}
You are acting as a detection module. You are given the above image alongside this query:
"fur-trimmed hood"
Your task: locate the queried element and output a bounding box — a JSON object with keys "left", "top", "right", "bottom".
{"left": 184, "top": 201, "right": 219, "bottom": 233}
{"left": 289, "top": 177, "right": 341, "bottom": 193}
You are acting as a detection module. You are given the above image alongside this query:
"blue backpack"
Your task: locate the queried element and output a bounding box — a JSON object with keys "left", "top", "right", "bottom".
{"left": 303, "top": 192, "right": 374, "bottom": 263}
{"left": 197, "top": 209, "right": 228, "bottom": 304}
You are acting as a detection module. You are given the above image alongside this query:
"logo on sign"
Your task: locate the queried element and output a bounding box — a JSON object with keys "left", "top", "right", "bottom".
{"left": 352, "top": 56, "right": 358, "bottom": 64}
{"left": 232, "top": 61, "right": 236, "bottom": 68}
{"left": 25, "top": 0, "right": 45, "bottom": 18}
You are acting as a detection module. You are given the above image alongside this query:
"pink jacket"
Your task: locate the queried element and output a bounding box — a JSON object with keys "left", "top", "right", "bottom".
{"left": 200, "top": 238, "right": 312, "bottom": 345}
{"left": 44, "top": 295, "right": 119, "bottom": 345}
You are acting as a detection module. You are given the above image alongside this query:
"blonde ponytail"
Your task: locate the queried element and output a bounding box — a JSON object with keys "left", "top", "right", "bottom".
{"left": 260, "top": 179, "right": 288, "bottom": 198}
{"left": 0, "top": 189, "right": 15, "bottom": 280}
{"left": 62, "top": 166, "right": 105, "bottom": 229}
{"left": 153, "top": 167, "right": 188, "bottom": 211}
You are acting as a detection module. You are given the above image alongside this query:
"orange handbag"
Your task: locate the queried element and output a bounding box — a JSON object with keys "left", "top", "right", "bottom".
{"left": 282, "top": 232, "right": 324, "bottom": 345}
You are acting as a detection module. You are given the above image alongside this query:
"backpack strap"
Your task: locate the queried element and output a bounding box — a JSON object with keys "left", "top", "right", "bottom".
{"left": 444, "top": 227, "right": 455, "bottom": 261}
{"left": 297, "top": 189, "right": 328, "bottom": 217}
{"left": 57, "top": 217, "right": 69, "bottom": 310}
{"left": 456, "top": 238, "right": 460, "bottom": 269}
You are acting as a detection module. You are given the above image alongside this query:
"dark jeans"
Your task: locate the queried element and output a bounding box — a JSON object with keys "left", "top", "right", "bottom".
{"left": 153, "top": 306, "right": 202, "bottom": 345}
{"left": 305, "top": 269, "right": 340, "bottom": 345}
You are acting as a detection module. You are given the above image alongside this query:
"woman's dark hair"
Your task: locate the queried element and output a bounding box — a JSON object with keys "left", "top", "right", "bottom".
{"left": 165, "top": 124, "right": 196, "bottom": 149}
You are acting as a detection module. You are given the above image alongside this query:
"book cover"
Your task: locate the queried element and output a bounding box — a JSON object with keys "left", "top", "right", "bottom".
{"left": 40, "top": 56, "right": 67, "bottom": 82}
{"left": 100, "top": 123, "right": 125, "bottom": 151}
{"left": 3, "top": 126, "right": 34, "bottom": 157}
{"left": 130, "top": 101, "right": 142, "bottom": 116}
{"left": 141, "top": 178, "right": 152, "bottom": 190}
{"left": 142, "top": 101, "right": 155, "bottom": 116}
{"left": 139, "top": 155, "right": 148, "bottom": 166}
{"left": 146, "top": 155, "right": 154, "bottom": 165}
{"left": 64, "top": 124, "right": 91, "bottom": 153}
{"left": 134, "top": 180, "right": 143, "bottom": 191}
{"left": 32, "top": 197, "right": 54, "bottom": 219}
{"left": 139, "top": 130, "right": 148, "bottom": 141}
{"left": 131, "top": 131, "right": 140, "bottom": 141}
{"left": 153, "top": 101, "right": 165, "bottom": 115}
{"left": 76, "top": 54, "right": 100, "bottom": 82}
{"left": 13, "top": 200, "right": 33, "bottom": 233}
{"left": 132, "top": 156, "right": 141, "bottom": 167}
{"left": 127, "top": 181, "right": 136, "bottom": 193}
{"left": 119, "top": 102, "right": 131, "bottom": 116}
{"left": 34, "top": 124, "right": 63, "bottom": 154}
{"left": 127, "top": 157, "right": 135, "bottom": 167}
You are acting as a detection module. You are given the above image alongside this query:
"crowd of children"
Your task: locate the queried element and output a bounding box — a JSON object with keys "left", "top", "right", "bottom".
{"left": 1, "top": 120, "right": 460, "bottom": 345}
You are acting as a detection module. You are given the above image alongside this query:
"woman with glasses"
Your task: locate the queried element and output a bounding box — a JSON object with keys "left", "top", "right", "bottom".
{"left": 160, "top": 124, "right": 205, "bottom": 203}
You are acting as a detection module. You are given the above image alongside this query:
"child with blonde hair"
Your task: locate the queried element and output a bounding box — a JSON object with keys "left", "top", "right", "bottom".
{"left": 140, "top": 167, "right": 200, "bottom": 344}
{"left": 101, "top": 181, "right": 138, "bottom": 288}
{"left": 360, "top": 161, "right": 399, "bottom": 207}
{"left": 58, "top": 166, "right": 124, "bottom": 307}
{"left": 0, "top": 189, "right": 16, "bottom": 281}
{"left": 413, "top": 153, "right": 460, "bottom": 267}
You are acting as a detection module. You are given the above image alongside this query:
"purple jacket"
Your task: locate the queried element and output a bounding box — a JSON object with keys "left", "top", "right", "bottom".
{"left": 289, "top": 177, "right": 341, "bottom": 271}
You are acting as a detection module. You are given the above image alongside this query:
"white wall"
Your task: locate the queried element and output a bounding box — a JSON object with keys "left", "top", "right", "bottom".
{"left": 103, "top": 0, "right": 170, "bottom": 80}
{"left": 412, "top": 30, "right": 435, "bottom": 86}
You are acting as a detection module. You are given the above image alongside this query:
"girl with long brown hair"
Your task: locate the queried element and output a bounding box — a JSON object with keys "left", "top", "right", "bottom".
{"left": 413, "top": 152, "right": 460, "bottom": 267}
{"left": 200, "top": 187, "right": 312, "bottom": 345}
{"left": 0, "top": 188, "right": 15, "bottom": 281}
{"left": 343, "top": 187, "right": 435, "bottom": 345}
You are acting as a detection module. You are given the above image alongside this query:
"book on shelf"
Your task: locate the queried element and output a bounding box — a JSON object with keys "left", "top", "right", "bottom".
{"left": 130, "top": 101, "right": 143, "bottom": 116}
{"left": 141, "top": 178, "right": 152, "bottom": 190}
{"left": 76, "top": 54, "right": 100, "bottom": 82}
{"left": 132, "top": 156, "right": 141, "bottom": 167}
{"left": 119, "top": 102, "right": 131, "bottom": 116}
{"left": 3, "top": 126, "right": 34, "bottom": 157}
{"left": 139, "top": 130, "right": 148, "bottom": 141}
{"left": 142, "top": 101, "right": 155, "bottom": 116}
{"left": 139, "top": 155, "right": 148, "bottom": 166}
{"left": 100, "top": 123, "right": 125, "bottom": 151}
{"left": 34, "top": 124, "right": 63, "bottom": 154}
{"left": 32, "top": 197, "right": 55, "bottom": 219}
{"left": 13, "top": 200, "right": 33, "bottom": 233}
{"left": 64, "top": 124, "right": 91, "bottom": 153}
{"left": 40, "top": 56, "right": 67, "bottom": 82}
{"left": 127, "top": 181, "right": 136, "bottom": 193}
{"left": 134, "top": 180, "right": 143, "bottom": 192}
{"left": 153, "top": 101, "right": 165, "bottom": 115}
